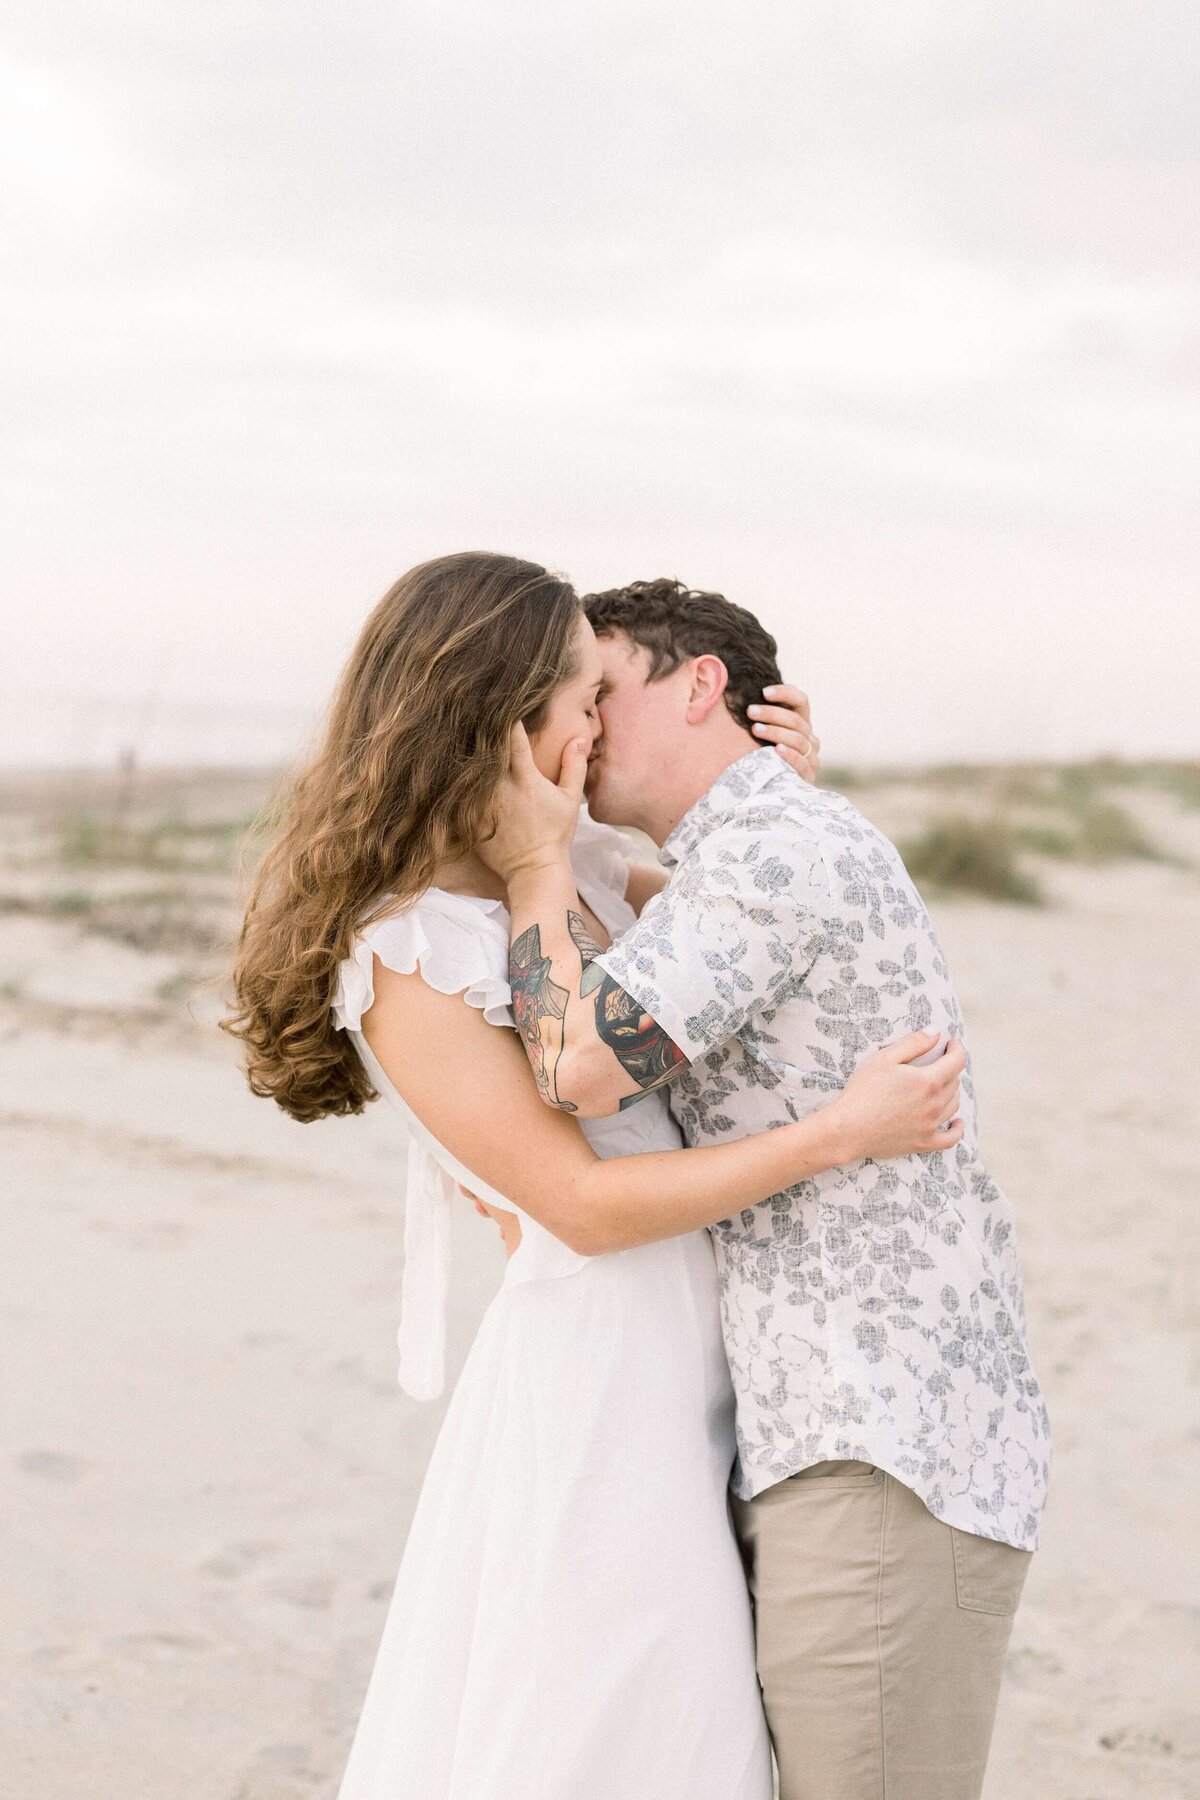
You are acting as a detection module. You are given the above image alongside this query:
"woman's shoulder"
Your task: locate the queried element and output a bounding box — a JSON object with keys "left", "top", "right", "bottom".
{"left": 331, "top": 888, "right": 514, "bottom": 1035}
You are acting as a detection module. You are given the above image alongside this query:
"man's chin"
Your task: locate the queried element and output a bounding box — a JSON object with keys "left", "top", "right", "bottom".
{"left": 583, "top": 766, "right": 615, "bottom": 823}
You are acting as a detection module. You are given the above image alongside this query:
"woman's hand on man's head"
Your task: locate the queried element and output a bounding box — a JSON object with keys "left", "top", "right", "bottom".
{"left": 746, "top": 683, "right": 821, "bottom": 783}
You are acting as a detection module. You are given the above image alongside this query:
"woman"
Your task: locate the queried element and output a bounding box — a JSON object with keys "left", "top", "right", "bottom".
{"left": 223, "top": 552, "right": 964, "bottom": 1800}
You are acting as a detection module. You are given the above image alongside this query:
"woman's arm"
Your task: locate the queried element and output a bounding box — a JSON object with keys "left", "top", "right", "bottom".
{"left": 361, "top": 957, "right": 964, "bottom": 1258}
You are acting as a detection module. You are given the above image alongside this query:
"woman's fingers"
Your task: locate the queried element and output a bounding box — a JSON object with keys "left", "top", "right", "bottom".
{"left": 937, "top": 1085, "right": 962, "bottom": 1124}
{"left": 750, "top": 720, "right": 821, "bottom": 781}
{"left": 507, "top": 721, "right": 535, "bottom": 773}
{"left": 762, "top": 683, "right": 811, "bottom": 724}
{"left": 774, "top": 745, "right": 819, "bottom": 779}
{"left": 751, "top": 721, "right": 815, "bottom": 755}
{"left": 886, "top": 1028, "right": 942, "bottom": 1064}
{"left": 762, "top": 737, "right": 818, "bottom": 772}
{"left": 749, "top": 688, "right": 821, "bottom": 782}
{"left": 558, "top": 735, "right": 590, "bottom": 803}
{"left": 748, "top": 701, "right": 813, "bottom": 734}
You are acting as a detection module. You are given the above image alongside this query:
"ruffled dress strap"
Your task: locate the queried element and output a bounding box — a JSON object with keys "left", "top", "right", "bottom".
{"left": 331, "top": 889, "right": 514, "bottom": 1036}
{"left": 332, "top": 890, "right": 517, "bottom": 1401}
{"left": 329, "top": 822, "right": 637, "bottom": 1404}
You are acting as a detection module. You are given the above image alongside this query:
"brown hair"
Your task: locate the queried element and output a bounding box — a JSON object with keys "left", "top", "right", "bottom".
{"left": 221, "top": 552, "right": 581, "bottom": 1122}
{"left": 583, "top": 578, "right": 780, "bottom": 729}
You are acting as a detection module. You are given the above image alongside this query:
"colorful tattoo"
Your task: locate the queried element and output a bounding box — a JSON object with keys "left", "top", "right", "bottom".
{"left": 511, "top": 909, "right": 686, "bottom": 1113}
{"left": 593, "top": 971, "right": 686, "bottom": 1107}
{"left": 567, "top": 909, "right": 607, "bottom": 996}
{"left": 508, "top": 923, "right": 577, "bottom": 1112}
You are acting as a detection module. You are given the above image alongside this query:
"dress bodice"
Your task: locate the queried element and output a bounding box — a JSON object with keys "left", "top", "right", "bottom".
{"left": 331, "top": 808, "right": 684, "bottom": 1399}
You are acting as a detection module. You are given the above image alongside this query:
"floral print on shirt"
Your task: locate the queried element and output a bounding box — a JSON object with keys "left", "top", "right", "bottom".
{"left": 595, "top": 749, "right": 1051, "bottom": 1548}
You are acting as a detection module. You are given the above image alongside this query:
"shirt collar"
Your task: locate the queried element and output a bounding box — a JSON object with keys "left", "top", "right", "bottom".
{"left": 660, "top": 747, "right": 788, "bottom": 868}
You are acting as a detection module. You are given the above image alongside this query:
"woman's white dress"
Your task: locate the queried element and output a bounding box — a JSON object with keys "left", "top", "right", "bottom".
{"left": 330, "top": 815, "right": 772, "bottom": 1800}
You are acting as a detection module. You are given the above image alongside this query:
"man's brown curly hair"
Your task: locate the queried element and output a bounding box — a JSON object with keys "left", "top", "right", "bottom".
{"left": 582, "top": 578, "right": 781, "bottom": 730}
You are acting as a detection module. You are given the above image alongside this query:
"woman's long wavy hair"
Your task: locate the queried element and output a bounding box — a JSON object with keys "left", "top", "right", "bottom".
{"left": 221, "top": 552, "right": 582, "bottom": 1122}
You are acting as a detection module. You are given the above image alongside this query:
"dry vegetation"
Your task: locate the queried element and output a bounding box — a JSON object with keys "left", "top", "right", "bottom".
{"left": 825, "top": 758, "right": 1192, "bottom": 903}
{"left": 0, "top": 758, "right": 1192, "bottom": 1023}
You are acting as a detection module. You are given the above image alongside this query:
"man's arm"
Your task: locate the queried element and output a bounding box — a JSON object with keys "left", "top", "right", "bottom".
{"left": 507, "top": 851, "right": 688, "bottom": 1117}
{"left": 481, "top": 722, "right": 819, "bottom": 1118}
{"left": 623, "top": 858, "right": 669, "bottom": 914}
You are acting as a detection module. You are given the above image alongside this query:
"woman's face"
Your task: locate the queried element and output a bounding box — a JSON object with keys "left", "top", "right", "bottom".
{"left": 526, "top": 613, "right": 606, "bottom": 783}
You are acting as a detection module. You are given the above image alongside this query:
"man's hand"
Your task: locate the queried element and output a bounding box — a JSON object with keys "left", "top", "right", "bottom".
{"left": 479, "top": 723, "right": 589, "bottom": 882}
{"left": 747, "top": 683, "right": 821, "bottom": 783}
{"left": 459, "top": 1183, "right": 523, "bottom": 1258}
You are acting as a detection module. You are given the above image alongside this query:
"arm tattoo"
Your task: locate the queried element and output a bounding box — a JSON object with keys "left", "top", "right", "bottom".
{"left": 511, "top": 910, "right": 687, "bottom": 1112}
{"left": 593, "top": 971, "right": 686, "bottom": 1109}
{"left": 567, "top": 909, "right": 607, "bottom": 996}
{"left": 508, "top": 923, "right": 577, "bottom": 1112}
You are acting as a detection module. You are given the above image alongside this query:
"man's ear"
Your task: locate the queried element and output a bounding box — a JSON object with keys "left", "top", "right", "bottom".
{"left": 684, "top": 654, "right": 730, "bottom": 725}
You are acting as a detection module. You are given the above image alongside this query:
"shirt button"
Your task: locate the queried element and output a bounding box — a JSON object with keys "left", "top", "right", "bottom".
{"left": 873, "top": 1471, "right": 884, "bottom": 1484}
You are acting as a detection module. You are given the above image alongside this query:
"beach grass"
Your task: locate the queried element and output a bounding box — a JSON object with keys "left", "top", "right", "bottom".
{"left": 899, "top": 816, "right": 1044, "bottom": 905}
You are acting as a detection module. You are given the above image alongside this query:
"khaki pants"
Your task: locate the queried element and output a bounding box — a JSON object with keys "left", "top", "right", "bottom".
{"left": 731, "top": 1462, "right": 1032, "bottom": 1800}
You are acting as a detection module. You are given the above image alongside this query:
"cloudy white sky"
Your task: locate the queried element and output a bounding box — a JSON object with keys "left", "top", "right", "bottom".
{"left": 2, "top": 1, "right": 1197, "bottom": 767}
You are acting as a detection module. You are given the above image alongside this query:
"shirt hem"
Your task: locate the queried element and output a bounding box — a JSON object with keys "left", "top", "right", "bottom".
{"left": 732, "top": 1450, "right": 1045, "bottom": 1552}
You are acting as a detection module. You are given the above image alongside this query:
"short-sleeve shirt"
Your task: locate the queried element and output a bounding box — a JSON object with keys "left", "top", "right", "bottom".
{"left": 594, "top": 748, "right": 1051, "bottom": 1549}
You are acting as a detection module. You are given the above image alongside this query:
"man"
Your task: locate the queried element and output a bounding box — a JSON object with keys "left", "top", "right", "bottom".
{"left": 482, "top": 578, "right": 1051, "bottom": 1800}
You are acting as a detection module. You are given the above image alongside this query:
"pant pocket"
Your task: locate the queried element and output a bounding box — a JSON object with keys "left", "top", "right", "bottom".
{"left": 794, "top": 1459, "right": 879, "bottom": 1482}
{"left": 951, "top": 1527, "right": 1033, "bottom": 1615}
{"left": 757, "top": 1460, "right": 883, "bottom": 1500}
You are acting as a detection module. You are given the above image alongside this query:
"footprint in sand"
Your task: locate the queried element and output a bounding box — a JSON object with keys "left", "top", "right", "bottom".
{"left": 262, "top": 1572, "right": 337, "bottom": 1610}
{"left": 1098, "top": 1724, "right": 1177, "bottom": 1756}
{"left": 115, "top": 1631, "right": 210, "bottom": 1658}
{"left": 237, "top": 1742, "right": 327, "bottom": 1794}
{"left": 197, "top": 1538, "right": 278, "bottom": 1580}
{"left": 19, "top": 1449, "right": 87, "bottom": 1482}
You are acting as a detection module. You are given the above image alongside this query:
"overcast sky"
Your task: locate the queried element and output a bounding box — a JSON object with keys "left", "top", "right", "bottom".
{"left": 3, "top": 1, "right": 1197, "bottom": 767}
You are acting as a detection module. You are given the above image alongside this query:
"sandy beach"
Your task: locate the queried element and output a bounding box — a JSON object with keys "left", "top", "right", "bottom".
{"left": 2, "top": 763, "right": 1198, "bottom": 1800}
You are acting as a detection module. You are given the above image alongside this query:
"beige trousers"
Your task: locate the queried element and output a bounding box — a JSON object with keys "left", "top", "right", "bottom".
{"left": 731, "top": 1461, "right": 1032, "bottom": 1800}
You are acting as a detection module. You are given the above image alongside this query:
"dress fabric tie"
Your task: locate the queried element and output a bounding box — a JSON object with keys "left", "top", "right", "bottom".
{"left": 398, "top": 1139, "right": 454, "bottom": 1402}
